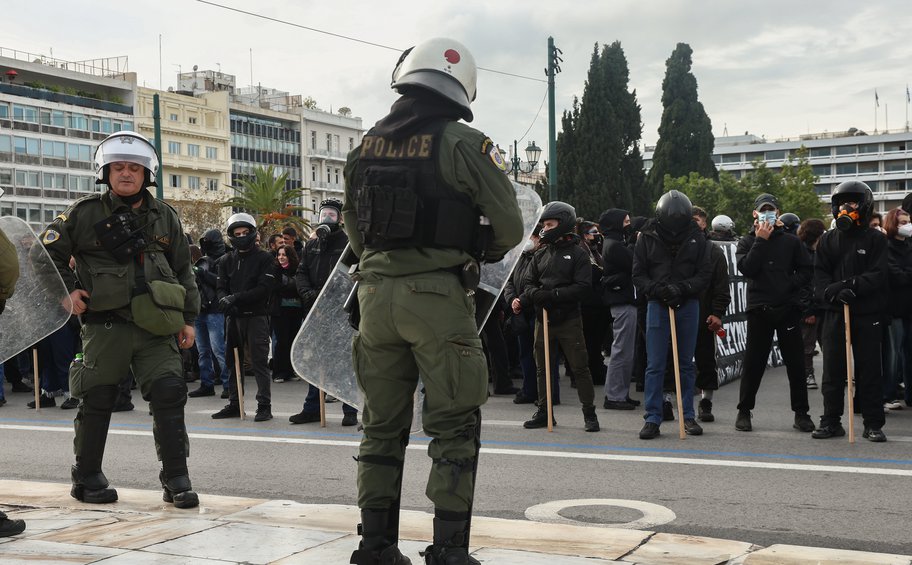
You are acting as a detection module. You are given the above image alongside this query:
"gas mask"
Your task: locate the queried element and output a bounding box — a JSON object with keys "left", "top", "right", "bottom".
{"left": 835, "top": 205, "right": 860, "bottom": 232}
{"left": 317, "top": 206, "right": 341, "bottom": 233}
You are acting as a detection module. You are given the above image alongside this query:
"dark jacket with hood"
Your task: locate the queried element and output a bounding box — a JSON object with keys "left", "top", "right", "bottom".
{"left": 295, "top": 227, "right": 349, "bottom": 312}
{"left": 886, "top": 236, "right": 912, "bottom": 317}
{"left": 217, "top": 243, "right": 276, "bottom": 318}
{"left": 814, "top": 226, "right": 887, "bottom": 316}
{"left": 196, "top": 229, "right": 227, "bottom": 314}
{"left": 736, "top": 226, "right": 813, "bottom": 311}
{"left": 599, "top": 209, "right": 635, "bottom": 306}
{"left": 632, "top": 219, "right": 712, "bottom": 306}
{"left": 703, "top": 241, "right": 732, "bottom": 320}
{"left": 519, "top": 235, "right": 592, "bottom": 324}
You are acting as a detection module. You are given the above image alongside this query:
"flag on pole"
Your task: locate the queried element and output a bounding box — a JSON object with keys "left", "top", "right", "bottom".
{"left": 875, "top": 89, "right": 880, "bottom": 107}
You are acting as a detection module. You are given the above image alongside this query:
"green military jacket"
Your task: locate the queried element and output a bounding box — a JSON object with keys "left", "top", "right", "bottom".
{"left": 41, "top": 189, "right": 200, "bottom": 325}
{"left": 342, "top": 120, "right": 524, "bottom": 277}
{"left": 0, "top": 229, "right": 19, "bottom": 300}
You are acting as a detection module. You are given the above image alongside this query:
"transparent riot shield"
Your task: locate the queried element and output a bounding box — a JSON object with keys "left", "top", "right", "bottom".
{"left": 291, "top": 183, "right": 543, "bottom": 427}
{"left": 0, "top": 216, "right": 73, "bottom": 363}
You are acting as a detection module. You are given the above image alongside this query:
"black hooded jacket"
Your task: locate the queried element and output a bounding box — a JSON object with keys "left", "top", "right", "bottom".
{"left": 814, "top": 226, "right": 887, "bottom": 316}
{"left": 519, "top": 235, "right": 592, "bottom": 323}
{"left": 196, "top": 229, "right": 227, "bottom": 313}
{"left": 736, "top": 227, "right": 813, "bottom": 311}
{"left": 632, "top": 219, "right": 712, "bottom": 305}
{"left": 295, "top": 228, "right": 349, "bottom": 312}
{"left": 599, "top": 209, "right": 635, "bottom": 306}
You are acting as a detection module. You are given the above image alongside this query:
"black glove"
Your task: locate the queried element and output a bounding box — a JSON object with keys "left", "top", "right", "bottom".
{"left": 835, "top": 288, "right": 856, "bottom": 305}
{"left": 532, "top": 288, "right": 554, "bottom": 307}
{"left": 218, "top": 294, "right": 237, "bottom": 313}
{"left": 824, "top": 281, "right": 846, "bottom": 304}
{"left": 0, "top": 299, "right": 5, "bottom": 315}
{"left": 657, "top": 283, "right": 682, "bottom": 306}
{"left": 301, "top": 290, "right": 318, "bottom": 306}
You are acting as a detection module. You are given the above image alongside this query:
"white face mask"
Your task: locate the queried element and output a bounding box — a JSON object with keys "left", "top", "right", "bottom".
{"left": 522, "top": 240, "right": 535, "bottom": 252}
{"left": 898, "top": 223, "right": 912, "bottom": 238}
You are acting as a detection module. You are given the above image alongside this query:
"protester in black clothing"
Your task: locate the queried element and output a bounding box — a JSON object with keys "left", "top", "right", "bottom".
{"left": 189, "top": 229, "right": 229, "bottom": 398}
{"left": 289, "top": 199, "right": 358, "bottom": 426}
{"left": 709, "top": 215, "right": 737, "bottom": 242}
{"left": 813, "top": 181, "right": 888, "bottom": 441}
{"left": 211, "top": 213, "right": 277, "bottom": 422}
{"left": 520, "top": 201, "right": 599, "bottom": 432}
{"left": 578, "top": 220, "right": 609, "bottom": 387}
{"left": 779, "top": 212, "right": 801, "bottom": 236}
{"left": 796, "top": 219, "right": 827, "bottom": 390}
{"left": 271, "top": 245, "right": 304, "bottom": 383}
{"left": 282, "top": 226, "right": 305, "bottom": 256}
{"left": 691, "top": 207, "right": 731, "bottom": 423}
{"left": 882, "top": 208, "right": 912, "bottom": 407}
{"left": 733, "top": 194, "right": 815, "bottom": 433}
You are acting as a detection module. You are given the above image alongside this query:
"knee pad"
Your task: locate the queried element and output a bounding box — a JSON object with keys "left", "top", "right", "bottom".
{"left": 82, "top": 385, "right": 118, "bottom": 413}
{"left": 149, "top": 377, "right": 188, "bottom": 411}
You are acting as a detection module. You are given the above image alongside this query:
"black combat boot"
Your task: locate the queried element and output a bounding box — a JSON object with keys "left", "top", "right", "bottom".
{"left": 349, "top": 509, "right": 411, "bottom": 565}
{"left": 71, "top": 465, "right": 118, "bottom": 504}
{"left": 0, "top": 511, "right": 26, "bottom": 537}
{"left": 582, "top": 405, "right": 600, "bottom": 432}
{"left": 421, "top": 517, "right": 480, "bottom": 565}
{"left": 159, "top": 471, "right": 199, "bottom": 509}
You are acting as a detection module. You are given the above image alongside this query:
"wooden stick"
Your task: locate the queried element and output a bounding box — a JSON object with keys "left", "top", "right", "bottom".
{"left": 844, "top": 304, "right": 855, "bottom": 444}
{"left": 668, "top": 307, "right": 686, "bottom": 440}
{"left": 319, "top": 389, "right": 327, "bottom": 428}
{"left": 234, "top": 347, "right": 245, "bottom": 420}
{"left": 543, "top": 309, "right": 554, "bottom": 433}
{"left": 32, "top": 348, "right": 40, "bottom": 412}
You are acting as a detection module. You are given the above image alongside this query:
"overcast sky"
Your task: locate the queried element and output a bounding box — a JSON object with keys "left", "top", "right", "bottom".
{"left": 6, "top": 0, "right": 912, "bottom": 166}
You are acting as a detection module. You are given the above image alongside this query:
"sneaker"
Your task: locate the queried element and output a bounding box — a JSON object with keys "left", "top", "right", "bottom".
{"left": 513, "top": 391, "right": 535, "bottom": 404}
{"left": 603, "top": 398, "right": 635, "bottom": 410}
{"left": 884, "top": 400, "right": 903, "bottom": 411}
{"left": 625, "top": 396, "right": 641, "bottom": 407}
{"left": 272, "top": 376, "right": 286, "bottom": 383}
{"left": 684, "top": 418, "right": 703, "bottom": 436}
{"left": 341, "top": 413, "right": 358, "bottom": 427}
{"left": 735, "top": 410, "right": 752, "bottom": 431}
{"left": 188, "top": 386, "right": 215, "bottom": 398}
{"left": 793, "top": 413, "right": 815, "bottom": 432}
{"left": 211, "top": 404, "right": 241, "bottom": 419}
{"left": 289, "top": 411, "right": 320, "bottom": 424}
{"left": 639, "top": 422, "right": 660, "bottom": 440}
{"left": 698, "top": 398, "right": 714, "bottom": 422}
{"left": 582, "top": 406, "right": 600, "bottom": 432}
{"left": 27, "top": 396, "right": 56, "bottom": 409}
{"left": 254, "top": 405, "right": 273, "bottom": 422}
{"left": 811, "top": 423, "right": 846, "bottom": 439}
{"left": 662, "top": 400, "right": 675, "bottom": 422}
{"left": 806, "top": 374, "right": 818, "bottom": 389}
{"left": 60, "top": 397, "right": 80, "bottom": 410}
{"left": 523, "top": 407, "right": 555, "bottom": 429}
{"left": 863, "top": 427, "right": 887, "bottom": 442}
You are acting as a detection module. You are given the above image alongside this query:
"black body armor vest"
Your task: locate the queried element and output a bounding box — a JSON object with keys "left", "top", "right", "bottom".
{"left": 354, "top": 120, "right": 478, "bottom": 254}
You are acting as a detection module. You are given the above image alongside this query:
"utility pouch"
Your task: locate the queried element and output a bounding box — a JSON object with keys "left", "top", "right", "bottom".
{"left": 130, "top": 280, "right": 186, "bottom": 336}
{"left": 94, "top": 212, "right": 147, "bottom": 264}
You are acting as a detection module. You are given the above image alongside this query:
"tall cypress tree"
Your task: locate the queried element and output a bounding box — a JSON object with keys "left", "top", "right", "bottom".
{"left": 555, "top": 97, "right": 580, "bottom": 205}
{"left": 646, "top": 43, "right": 717, "bottom": 202}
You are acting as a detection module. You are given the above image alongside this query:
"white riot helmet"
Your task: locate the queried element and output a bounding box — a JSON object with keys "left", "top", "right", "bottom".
{"left": 711, "top": 214, "right": 735, "bottom": 232}
{"left": 391, "top": 37, "right": 477, "bottom": 122}
{"left": 226, "top": 213, "right": 256, "bottom": 234}
{"left": 93, "top": 131, "right": 160, "bottom": 187}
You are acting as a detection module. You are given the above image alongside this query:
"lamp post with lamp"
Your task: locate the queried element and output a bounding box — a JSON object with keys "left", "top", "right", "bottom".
{"left": 503, "top": 140, "right": 542, "bottom": 183}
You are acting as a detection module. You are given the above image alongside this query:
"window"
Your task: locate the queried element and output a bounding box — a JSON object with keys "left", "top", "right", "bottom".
{"left": 206, "top": 146, "right": 218, "bottom": 160}
{"left": 326, "top": 167, "right": 331, "bottom": 182}
{"left": 188, "top": 176, "right": 200, "bottom": 190}
{"left": 42, "top": 140, "right": 66, "bottom": 158}
{"left": 168, "top": 141, "right": 181, "bottom": 155}
{"left": 858, "top": 161, "right": 879, "bottom": 174}
{"left": 310, "top": 131, "right": 316, "bottom": 150}
{"left": 100, "top": 118, "right": 112, "bottom": 134}
{"left": 169, "top": 113, "right": 178, "bottom": 121}
{"left": 335, "top": 168, "right": 340, "bottom": 184}
{"left": 326, "top": 133, "right": 332, "bottom": 151}
{"left": 809, "top": 147, "right": 831, "bottom": 158}
{"left": 69, "top": 113, "right": 89, "bottom": 131}
{"left": 15, "top": 170, "right": 40, "bottom": 187}
{"left": 721, "top": 153, "right": 741, "bottom": 164}
{"left": 69, "top": 176, "right": 92, "bottom": 193}
{"left": 112, "top": 120, "right": 123, "bottom": 132}
{"left": 43, "top": 173, "right": 66, "bottom": 189}
{"left": 333, "top": 135, "right": 340, "bottom": 151}
{"left": 14, "top": 137, "right": 40, "bottom": 155}
{"left": 858, "top": 143, "right": 879, "bottom": 154}
{"left": 91, "top": 118, "right": 101, "bottom": 132}
{"left": 0, "top": 103, "right": 8, "bottom": 118}
{"left": 188, "top": 116, "right": 197, "bottom": 125}
{"left": 884, "top": 141, "right": 906, "bottom": 152}
{"left": 835, "top": 145, "right": 856, "bottom": 156}
{"left": 764, "top": 150, "right": 787, "bottom": 160}
{"left": 711, "top": 155, "right": 721, "bottom": 164}
{"left": 67, "top": 143, "right": 91, "bottom": 162}
{"left": 121, "top": 121, "right": 133, "bottom": 131}
{"left": 885, "top": 180, "right": 904, "bottom": 192}
{"left": 349, "top": 137, "right": 355, "bottom": 151}
{"left": 0, "top": 135, "right": 10, "bottom": 153}
{"left": 188, "top": 144, "right": 200, "bottom": 157}
{"left": 170, "top": 174, "right": 181, "bottom": 188}
{"left": 0, "top": 168, "right": 11, "bottom": 185}
{"left": 207, "top": 178, "right": 219, "bottom": 191}
{"left": 835, "top": 163, "right": 857, "bottom": 175}
{"left": 883, "top": 160, "right": 906, "bottom": 172}
{"left": 12, "top": 104, "right": 38, "bottom": 123}
{"left": 811, "top": 164, "right": 831, "bottom": 176}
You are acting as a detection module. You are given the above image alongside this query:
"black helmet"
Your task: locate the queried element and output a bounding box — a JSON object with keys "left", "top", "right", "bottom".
{"left": 199, "top": 228, "right": 226, "bottom": 257}
{"left": 539, "top": 201, "right": 576, "bottom": 244}
{"left": 831, "top": 180, "right": 873, "bottom": 229}
{"left": 779, "top": 212, "right": 800, "bottom": 234}
{"left": 655, "top": 190, "right": 693, "bottom": 237}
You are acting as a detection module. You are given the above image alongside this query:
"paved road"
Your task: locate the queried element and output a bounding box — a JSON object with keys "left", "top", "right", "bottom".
{"left": 2, "top": 358, "right": 911, "bottom": 555}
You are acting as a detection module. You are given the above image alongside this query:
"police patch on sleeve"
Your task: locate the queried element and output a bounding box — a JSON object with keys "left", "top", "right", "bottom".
{"left": 488, "top": 145, "right": 507, "bottom": 172}
{"left": 42, "top": 230, "right": 60, "bottom": 245}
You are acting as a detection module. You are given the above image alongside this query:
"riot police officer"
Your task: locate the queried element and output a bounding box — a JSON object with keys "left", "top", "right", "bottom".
{"left": 42, "top": 131, "right": 201, "bottom": 507}
{"left": 343, "top": 38, "right": 525, "bottom": 565}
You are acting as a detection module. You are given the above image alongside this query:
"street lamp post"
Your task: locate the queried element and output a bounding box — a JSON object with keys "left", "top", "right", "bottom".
{"left": 506, "top": 140, "right": 542, "bottom": 182}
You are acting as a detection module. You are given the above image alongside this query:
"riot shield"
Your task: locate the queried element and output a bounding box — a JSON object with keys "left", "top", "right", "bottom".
{"left": 291, "top": 183, "right": 543, "bottom": 420}
{"left": 0, "top": 216, "right": 73, "bottom": 364}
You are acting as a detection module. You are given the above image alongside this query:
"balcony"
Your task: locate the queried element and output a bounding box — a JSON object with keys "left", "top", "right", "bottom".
{"left": 0, "top": 83, "right": 131, "bottom": 114}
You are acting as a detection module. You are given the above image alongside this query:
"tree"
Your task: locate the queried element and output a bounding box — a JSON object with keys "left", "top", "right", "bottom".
{"left": 646, "top": 43, "right": 717, "bottom": 201}
{"left": 223, "top": 165, "right": 309, "bottom": 239}
{"left": 555, "top": 97, "right": 580, "bottom": 206}
{"left": 779, "top": 146, "right": 827, "bottom": 221}
{"left": 337, "top": 107, "right": 352, "bottom": 117}
{"left": 664, "top": 170, "right": 760, "bottom": 235}
{"left": 169, "top": 193, "right": 227, "bottom": 241}
{"left": 302, "top": 96, "right": 318, "bottom": 109}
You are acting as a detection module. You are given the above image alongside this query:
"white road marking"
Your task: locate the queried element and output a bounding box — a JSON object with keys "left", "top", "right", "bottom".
{"left": 3, "top": 423, "right": 912, "bottom": 477}
{"left": 525, "top": 498, "right": 676, "bottom": 529}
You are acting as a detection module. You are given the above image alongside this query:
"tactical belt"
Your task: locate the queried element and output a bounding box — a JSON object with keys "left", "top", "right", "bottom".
{"left": 82, "top": 312, "right": 129, "bottom": 325}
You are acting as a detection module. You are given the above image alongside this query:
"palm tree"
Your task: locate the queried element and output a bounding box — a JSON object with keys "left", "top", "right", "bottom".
{"left": 223, "top": 165, "right": 310, "bottom": 239}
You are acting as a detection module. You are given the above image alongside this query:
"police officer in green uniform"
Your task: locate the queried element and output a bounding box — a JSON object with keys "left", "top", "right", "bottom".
{"left": 344, "top": 38, "right": 525, "bottom": 565}
{"left": 42, "top": 131, "right": 201, "bottom": 508}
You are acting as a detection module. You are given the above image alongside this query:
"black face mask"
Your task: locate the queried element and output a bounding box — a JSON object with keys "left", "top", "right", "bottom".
{"left": 229, "top": 231, "right": 257, "bottom": 251}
